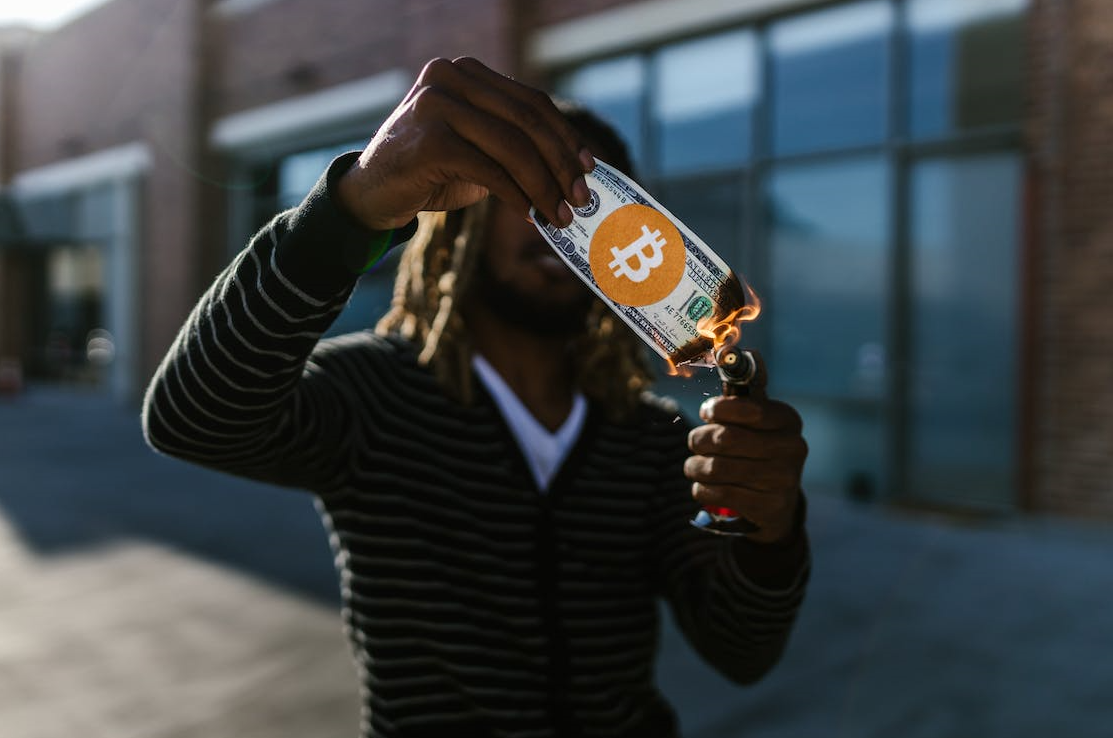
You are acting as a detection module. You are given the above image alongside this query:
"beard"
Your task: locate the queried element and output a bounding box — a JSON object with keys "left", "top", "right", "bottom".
{"left": 470, "top": 253, "right": 595, "bottom": 338}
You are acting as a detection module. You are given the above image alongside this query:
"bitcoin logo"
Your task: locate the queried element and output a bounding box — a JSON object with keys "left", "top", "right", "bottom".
{"left": 589, "top": 204, "right": 685, "bottom": 306}
{"left": 608, "top": 225, "right": 667, "bottom": 283}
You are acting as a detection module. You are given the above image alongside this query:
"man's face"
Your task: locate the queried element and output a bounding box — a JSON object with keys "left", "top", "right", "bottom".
{"left": 470, "top": 198, "right": 594, "bottom": 337}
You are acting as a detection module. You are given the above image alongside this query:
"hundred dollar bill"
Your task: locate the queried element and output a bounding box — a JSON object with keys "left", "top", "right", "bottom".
{"left": 531, "top": 159, "right": 750, "bottom": 369}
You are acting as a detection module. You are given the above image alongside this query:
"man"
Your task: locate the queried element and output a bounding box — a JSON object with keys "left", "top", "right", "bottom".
{"left": 144, "top": 57, "right": 809, "bottom": 738}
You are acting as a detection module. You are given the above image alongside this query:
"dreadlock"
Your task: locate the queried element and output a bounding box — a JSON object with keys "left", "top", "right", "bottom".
{"left": 375, "top": 101, "right": 655, "bottom": 422}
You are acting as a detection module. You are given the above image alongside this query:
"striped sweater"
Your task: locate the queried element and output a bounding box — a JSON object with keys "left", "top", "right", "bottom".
{"left": 142, "top": 155, "right": 810, "bottom": 738}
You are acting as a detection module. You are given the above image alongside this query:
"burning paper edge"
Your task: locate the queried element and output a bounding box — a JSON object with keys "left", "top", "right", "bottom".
{"left": 696, "top": 280, "right": 762, "bottom": 353}
{"left": 663, "top": 277, "right": 761, "bottom": 378}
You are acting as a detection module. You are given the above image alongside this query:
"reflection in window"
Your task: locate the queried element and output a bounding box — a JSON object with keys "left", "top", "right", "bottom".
{"left": 908, "top": 0, "right": 1028, "bottom": 139}
{"left": 909, "top": 154, "right": 1020, "bottom": 507}
{"left": 766, "top": 157, "right": 890, "bottom": 496}
{"left": 653, "top": 29, "right": 758, "bottom": 175}
{"left": 769, "top": 0, "right": 892, "bottom": 155}
{"left": 557, "top": 55, "right": 647, "bottom": 169}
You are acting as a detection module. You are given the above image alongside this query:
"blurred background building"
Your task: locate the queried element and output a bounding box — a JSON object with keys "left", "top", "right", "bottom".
{"left": 0, "top": 0, "right": 1104, "bottom": 520}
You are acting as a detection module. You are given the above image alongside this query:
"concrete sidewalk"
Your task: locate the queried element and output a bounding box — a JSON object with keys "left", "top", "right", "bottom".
{"left": 1, "top": 386, "right": 1111, "bottom": 737}
{"left": 0, "top": 387, "right": 360, "bottom": 738}
{"left": 0, "top": 524, "right": 359, "bottom": 738}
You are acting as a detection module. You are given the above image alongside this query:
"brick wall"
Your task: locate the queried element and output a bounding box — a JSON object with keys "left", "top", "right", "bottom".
{"left": 15, "top": 0, "right": 196, "bottom": 169}
{"left": 0, "top": 29, "right": 37, "bottom": 184}
{"left": 14, "top": 0, "right": 206, "bottom": 388}
{"left": 1028, "top": 0, "right": 1113, "bottom": 518}
{"left": 533, "top": 0, "right": 635, "bottom": 27}
{"left": 211, "top": 0, "right": 514, "bottom": 120}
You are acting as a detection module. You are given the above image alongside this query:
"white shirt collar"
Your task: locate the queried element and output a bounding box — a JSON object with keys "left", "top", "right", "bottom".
{"left": 472, "top": 353, "right": 587, "bottom": 492}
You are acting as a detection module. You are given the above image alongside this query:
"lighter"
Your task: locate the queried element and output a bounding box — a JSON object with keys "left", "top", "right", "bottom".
{"left": 688, "top": 345, "right": 765, "bottom": 536}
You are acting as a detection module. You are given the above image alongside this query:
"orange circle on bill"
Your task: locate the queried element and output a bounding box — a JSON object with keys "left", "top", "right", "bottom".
{"left": 588, "top": 204, "right": 685, "bottom": 307}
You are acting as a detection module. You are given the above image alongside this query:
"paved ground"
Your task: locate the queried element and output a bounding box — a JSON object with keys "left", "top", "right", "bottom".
{"left": 1, "top": 386, "right": 1111, "bottom": 738}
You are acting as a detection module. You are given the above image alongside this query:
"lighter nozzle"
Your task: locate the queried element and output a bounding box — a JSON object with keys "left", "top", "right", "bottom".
{"left": 715, "top": 345, "right": 757, "bottom": 386}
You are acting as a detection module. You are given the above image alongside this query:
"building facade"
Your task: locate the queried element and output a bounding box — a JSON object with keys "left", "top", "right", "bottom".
{"left": 0, "top": 0, "right": 1108, "bottom": 519}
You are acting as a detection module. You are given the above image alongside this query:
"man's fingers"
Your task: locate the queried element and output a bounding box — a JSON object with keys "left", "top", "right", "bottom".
{"left": 699, "top": 395, "right": 804, "bottom": 433}
{"left": 684, "top": 453, "right": 803, "bottom": 493}
{"left": 688, "top": 391, "right": 807, "bottom": 545}
{"left": 444, "top": 110, "right": 565, "bottom": 223}
{"left": 692, "top": 481, "right": 802, "bottom": 544}
{"left": 450, "top": 56, "right": 595, "bottom": 178}
{"left": 417, "top": 57, "right": 588, "bottom": 222}
{"left": 688, "top": 423, "right": 808, "bottom": 460}
{"left": 690, "top": 482, "right": 794, "bottom": 518}
{"left": 410, "top": 84, "right": 567, "bottom": 225}
{"left": 437, "top": 140, "right": 533, "bottom": 218}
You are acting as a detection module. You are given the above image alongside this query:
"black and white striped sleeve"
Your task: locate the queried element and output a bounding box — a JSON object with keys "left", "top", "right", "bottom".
{"left": 648, "top": 415, "right": 811, "bottom": 685}
{"left": 142, "top": 153, "right": 414, "bottom": 491}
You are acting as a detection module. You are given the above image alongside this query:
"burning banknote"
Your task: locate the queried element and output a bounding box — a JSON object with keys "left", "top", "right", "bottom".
{"left": 531, "top": 159, "right": 758, "bottom": 371}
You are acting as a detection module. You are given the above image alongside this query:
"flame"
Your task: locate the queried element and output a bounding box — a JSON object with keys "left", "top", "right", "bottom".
{"left": 700, "top": 279, "right": 761, "bottom": 351}
{"left": 665, "top": 280, "right": 761, "bottom": 377}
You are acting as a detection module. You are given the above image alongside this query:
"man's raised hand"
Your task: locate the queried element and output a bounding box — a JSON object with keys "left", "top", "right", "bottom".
{"left": 337, "top": 57, "right": 595, "bottom": 231}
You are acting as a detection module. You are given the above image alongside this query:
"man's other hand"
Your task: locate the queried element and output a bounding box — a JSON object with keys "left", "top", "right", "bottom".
{"left": 685, "top": 396, "right": 808, "bottom": 544}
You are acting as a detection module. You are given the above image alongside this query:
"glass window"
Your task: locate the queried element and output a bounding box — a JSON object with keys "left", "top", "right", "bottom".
{"left": 908, "top": 153, "right": 1021, "bottom": 507}
{"left": 550, "top": 0, "right": 1029, "bottom": 507}
{"left": 769, "top": 0, "right": 892, "bottom": 156}
{"left": 556, "top": 55, "right": 647, "bottom": 169}
{"left": 766, "top": 157, "right": 891, "bottom": 496}
{"left": 278, "top": 140, "right": 364, "bottom": 210}
{"left": 657, "top": 174, "right": 747, "bottom": 268}
{"left": 653, "top": 29, "right": 758, "bottom": 175}
{"left": 907, "top": 0, "right": 1028, "bottom": 139}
